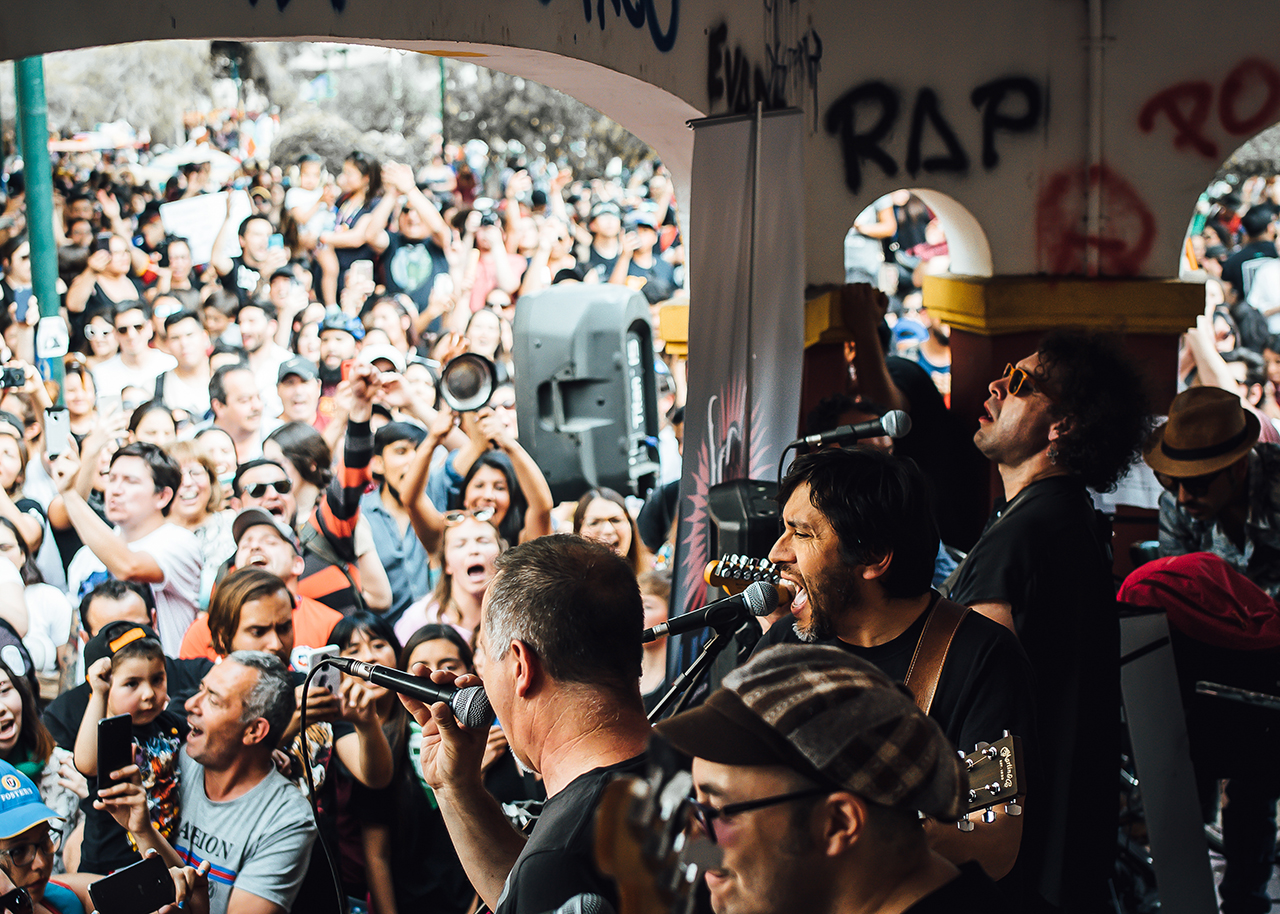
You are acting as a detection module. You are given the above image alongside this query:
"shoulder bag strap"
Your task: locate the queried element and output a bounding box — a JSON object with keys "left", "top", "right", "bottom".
{"left": 903, "top": 598, "right": 971, "bottom": 716}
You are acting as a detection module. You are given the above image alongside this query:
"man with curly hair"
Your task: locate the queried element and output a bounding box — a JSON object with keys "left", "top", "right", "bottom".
{"left": 945, "top": 330, "right": 1152, "bottom": 914}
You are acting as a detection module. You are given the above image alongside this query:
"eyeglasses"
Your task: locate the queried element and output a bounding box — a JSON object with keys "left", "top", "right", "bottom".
{"left": 0, "top": 830, "right": 60, "bottom": 869}
{"left": 114, "top": 323, "right": 146, "bottom": 336}
{"left": 0, "top": 887, "right": 31, "bottom": 914}
{"left": 1155, "top": 468, "right": 1226, "bottom": 498}
{"left": 444, "top": 507, "right": 495, "bottom": 526}
{"left": 686, "top": 787, "right": 831, "bottom": 845}
{"left": 244, "top": 479, "right": 293, "bottom": 498}
{"left": 1001, "top": 363, "right": 1055, "bottom": 400}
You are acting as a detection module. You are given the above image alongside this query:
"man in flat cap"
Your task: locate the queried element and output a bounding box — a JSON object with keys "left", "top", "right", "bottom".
{"left": 656, "top": 644, "right": 1009, "bottom": 914}
{"left": 1144, "top": 385, "right": 1280, "bottom": 914}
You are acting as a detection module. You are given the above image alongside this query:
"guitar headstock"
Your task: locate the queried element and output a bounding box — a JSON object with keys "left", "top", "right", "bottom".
{"left": 704, "top": 555, "right": 781, "bottom": 597}
{"left": 595, "top": 737, "right": 720, "bottom": 914}
{"left": 954, "top": 731, "right": 1025, "bottom": 831}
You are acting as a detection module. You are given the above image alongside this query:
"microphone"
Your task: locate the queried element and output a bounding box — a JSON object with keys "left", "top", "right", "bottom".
{"left": 548, "top": 896, "right": 616, "bottom": 914}
{"left": 797, "top": 409, "right": 911, "bottom": 447}
{"left": 326, "top": 656, "right": 493, "bottom": 729}
{"left": 642, "top": 581, "right": 779, "bottom": 643}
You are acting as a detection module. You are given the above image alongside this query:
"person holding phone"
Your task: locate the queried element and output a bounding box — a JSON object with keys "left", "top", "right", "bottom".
{"left": 72, "top": 624, "right": 184, "bottom": 877}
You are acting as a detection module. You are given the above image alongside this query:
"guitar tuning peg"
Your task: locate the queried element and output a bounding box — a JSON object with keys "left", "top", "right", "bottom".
{"left": 982, "top": 809, "right": 997, "bottom": 824}
{"left": 956, "top": 817, "right": 975, "bottom": 833}
{"left": 967, "top": 790, "right": 978, "bottom": 803}
{"left": 1004, "top": 801, "right": 1022, "bottom": 816}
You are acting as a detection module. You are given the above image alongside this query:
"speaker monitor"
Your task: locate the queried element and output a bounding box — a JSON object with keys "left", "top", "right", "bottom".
{"left": 513, "top": 284, "right": 661, "bottom": 503}
{"left": 707, "top": 479, "right": 781, "bottom": 561}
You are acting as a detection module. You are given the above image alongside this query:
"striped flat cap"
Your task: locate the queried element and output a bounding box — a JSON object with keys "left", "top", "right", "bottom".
{"left": 655, "top": 644, "right": 965, "bottom": 820}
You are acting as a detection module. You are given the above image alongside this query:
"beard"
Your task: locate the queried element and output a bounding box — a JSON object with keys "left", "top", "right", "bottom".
{"left": 318, "top": 361, "right": 343, "bottom": 385}
{"left": 792, "top": 563, "right": 861, "bottom": 643}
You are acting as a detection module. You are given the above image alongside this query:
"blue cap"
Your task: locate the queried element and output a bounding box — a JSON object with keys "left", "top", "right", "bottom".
{"left": 0, "top": 761, "right": 60, "bottom": 839}
{"left": 319, "top": 308, "right": 365, "bottom": 341}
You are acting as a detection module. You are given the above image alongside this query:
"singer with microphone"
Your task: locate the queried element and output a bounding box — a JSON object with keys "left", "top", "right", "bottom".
{"left": 398, "top": 535, "right": 652, "bottom": 914}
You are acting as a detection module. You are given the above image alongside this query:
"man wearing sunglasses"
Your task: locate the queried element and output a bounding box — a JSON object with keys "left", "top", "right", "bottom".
{"left": 944, "top": 331, "right": 1151, "bottom": 914}
{"left": 655, "top": 645, "right": 1007, "bottom": 914}
{"left": 1142, "top": 385, "right": 1280, "bottom": 914}
{"left": 90, "top": 300, "right": 177, "bottom": 401}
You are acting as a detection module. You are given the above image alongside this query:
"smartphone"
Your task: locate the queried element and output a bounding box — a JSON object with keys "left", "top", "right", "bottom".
{"left": 269, "top": 233, "right": 284, "bottom": 250}
{"left": 88, "top": 853, "right": 175, "bottom": 914}
{"left": 340, "top": 358, "right": 355, "bottom": 383}
{"left": 44, "top": 407, "right": 70, "bottom": 459}
{"left": 97, "top": 713, "right": 134, "bottom": 789}
{"left": 0, "top": 368, "right": 23, "bottom": 390}
{"left": 349, "top": 260, "right": 374, "bottom": 286}
{"left": 308, "top": 646, "right": 341, "bottom": 695}
{"left": 92, "top": 232, "right": 113, "bottom": 253}
{"left": 97, "top": 393, "right": 123, "bottom": 416}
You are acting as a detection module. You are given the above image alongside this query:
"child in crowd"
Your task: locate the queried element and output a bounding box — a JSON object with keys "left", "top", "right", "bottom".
{"left": 71, "top": 621, "right": 185, "bottom": 875}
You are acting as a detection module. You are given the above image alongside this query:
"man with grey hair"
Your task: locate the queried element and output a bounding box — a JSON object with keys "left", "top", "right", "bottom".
{"left": 655, "top": 644, "right": 1009, "bottom": 914}
{"left": 401, "top": 534, "right": 652, "bottom": 914}
{"left": 96, "top": 650, "right": 317, "bottom": 914}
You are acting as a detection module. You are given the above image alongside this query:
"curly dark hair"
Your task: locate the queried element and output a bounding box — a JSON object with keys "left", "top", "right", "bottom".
{"left": 1037, "top": 330, "right": 1153, "bottom": 493}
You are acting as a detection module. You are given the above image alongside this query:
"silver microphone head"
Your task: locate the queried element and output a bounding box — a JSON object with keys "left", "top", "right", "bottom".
{"left": 451, "top": 685, "right": 494, "bottom": 729}
{"left": 881, "top": 410, "right": 912, "bottom": 439}
{"left": 743, "top": 580, "right": 780, "bottom": 617}
{"left": 556, "top": 896, "right": 616, "bottom": 914}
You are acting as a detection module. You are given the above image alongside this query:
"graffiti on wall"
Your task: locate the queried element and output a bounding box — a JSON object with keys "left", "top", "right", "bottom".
{"left": 536, "top": 0, "right": 679, "bottom": 53}
{"left": 1138, "top": 57, "right": 1280, "bottom": 160}
{"left": 1036, "top": 163, "right": 1156, "bottom": 276}
{"left": 824, "top": 76, "right": 1043, "bottom": 194}
{"left": 706, "top": 17, "right": 823, "bottom": 122}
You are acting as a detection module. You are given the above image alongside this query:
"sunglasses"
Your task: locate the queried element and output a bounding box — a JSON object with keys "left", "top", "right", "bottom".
{"left": 0, "top": 887, "right": 31, "bottom": 914}
{"left": 1154, "top": 468, "right": 1227, "bottom": 498}
{"left": 685, "top": 786, "right": 831, "bottom": 845}
{"left": 444, "top": 507, "right": 495, "bottom": 526}
{"left": 114, "top": 323, "right": 146, "bottom": 336}
{"left": 244, "top": 479, "right": 293, "bottom": 499}
{"left": 1001, "top": 363, "right": 1055, "bottom": 400}
{"left": 84, "top": 326, "right": 112, "bottom": 340}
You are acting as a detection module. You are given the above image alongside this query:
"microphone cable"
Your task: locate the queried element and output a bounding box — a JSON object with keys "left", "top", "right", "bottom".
{"left": 298, "top": 657, "right": 348, "bottom": 914}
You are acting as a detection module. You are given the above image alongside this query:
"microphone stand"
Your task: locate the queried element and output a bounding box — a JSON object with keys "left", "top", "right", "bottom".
{"left": 647, "top": 625, "right": 738, "bottom": 722}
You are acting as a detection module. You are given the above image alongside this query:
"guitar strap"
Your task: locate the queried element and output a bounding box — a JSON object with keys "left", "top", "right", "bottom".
{"left": 903, "top": 597, "right": 971, "bottom": 716}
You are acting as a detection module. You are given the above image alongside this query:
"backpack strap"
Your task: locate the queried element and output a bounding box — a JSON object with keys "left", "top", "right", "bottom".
{"left": 298, "top": 522, "right": 367, "bottom": 615}
{"left": 903, "top": 598, "right": 971, "bottom": 716}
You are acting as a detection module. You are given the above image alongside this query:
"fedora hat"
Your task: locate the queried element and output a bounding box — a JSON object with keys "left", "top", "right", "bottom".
{"left": 1144, "top": 387, "right": 1260, "bottom": 477}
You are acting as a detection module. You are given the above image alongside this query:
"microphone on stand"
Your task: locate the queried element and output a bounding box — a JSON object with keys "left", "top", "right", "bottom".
{"left": 642, "top": 581, "right": 779, "bottom": 643}
{"left": 793, "top": 409, "right": 911, "bottom": 448}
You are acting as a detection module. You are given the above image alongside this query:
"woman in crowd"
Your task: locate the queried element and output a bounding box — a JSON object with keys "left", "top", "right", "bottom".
{"left": 317, "top": 152, "right": 384, "bottom": 306}
{"left": 292, "top": 319, "right": 322, "bottom": 364}
{"left": 65, "top": 234, "right": 143, "bottom": 318}
{"left": 573, "top": 487, "right": 650, "bottom": 575}
{"left": 0, "top": 427, "right": 43, "bottom": 554}
{"left": 79, "top": 310, "right": 117, "bottom": 372}
{"left": 165, "top": 440, "right": 233, "bottom": 610}
{"left": 394, "top": 515, "right": 502, "bottom": 644}
{"left": 340, "top": 620, "right": 477, "bottom": 914}
{"left": 463, "top": 307, "right": 513, "bottom": 385}
{"left": 152, "top": 237, "right": 202, "bottom": 311}
{"left": 0, "top": 658, "right": 84, "bottom": 874}
{"left": 126, "top": 401, "right": 176, "bottom": 448}
{"left": 0, "top": 234, "right": 33, "bottom": 319}
{"left": 637, "top": 569, "right": 671, "bottom": 713}
{"left": 0, "top": 518, "right": 72, "bottom": 678}
{"left": 61, "top": 359, "right": 97, "bottom": 447}
{"left": 193, "top": 426, "right": 237, "bottom": 489}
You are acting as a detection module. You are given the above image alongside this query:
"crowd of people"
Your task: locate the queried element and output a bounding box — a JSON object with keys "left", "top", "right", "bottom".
{"left": 0, "top": 129, "right": 1272, "bottom": 914}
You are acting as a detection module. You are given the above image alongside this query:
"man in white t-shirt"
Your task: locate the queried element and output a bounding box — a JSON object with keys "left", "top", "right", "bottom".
{"left": 91, "top": 301, "right": 179, "bottom": 401}
{"left": 154, "top": 309, "right": 213, "bottom": 420}
{"left": 237, "top": 300, "right": 292, "bottom": 420}
{"left": 55, "top": 440, "right": 202, "bottom": 656}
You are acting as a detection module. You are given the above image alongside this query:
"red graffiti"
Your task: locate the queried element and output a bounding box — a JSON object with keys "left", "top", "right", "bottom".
{"left": 1036, "top": 163, "right": 1157, "bottom": 277}
{"left": 1137, "top": 82, "right": 1217, "bottom": 158}
{"left": 1219, "top": 58, "right": 1280, "bottom": 135}
{"left": 1138, "top": 57, "right": 1280, "bottom": 158}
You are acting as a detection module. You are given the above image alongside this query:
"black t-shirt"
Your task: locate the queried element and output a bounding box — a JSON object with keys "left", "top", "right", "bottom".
{"left": 380, "top": 233, "right": 450, "bottom": 313}
{"left": 945, "top": 475, "right": 1117, "bottom": 913}
{"left": 80, "top": 708, "right": 189, "bottom": 875}
{"left": 754, "top": 595, "right": 1036, "bottom": 756}
{"left": 495, "top": 753, "right": 647, "bottom": 914}
{"left": 1223, "top": 239, "right": 1278, "bottom": 296}
{"left": 583, "top": 245, "right": 619, "bottom": 283}
{"left": 220, "top": 256, "right": 265, "bottom": 304}
{"left": 41, "top": 658, "right": 211, "bottom": 751}
{"left": 904, "top": 862, "right": 1011, "bottom": 914}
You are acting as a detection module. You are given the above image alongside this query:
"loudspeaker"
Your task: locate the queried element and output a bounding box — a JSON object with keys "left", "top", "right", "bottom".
{"left": 707, "top": 480, "right": 781, "bottom": 560}
{"left": 513, "top": 284, "right": 661, "bottom": 503}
